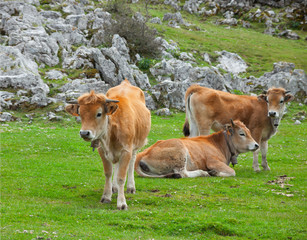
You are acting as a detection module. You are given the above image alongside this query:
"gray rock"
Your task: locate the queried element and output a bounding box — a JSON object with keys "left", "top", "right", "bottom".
{"left": 47, "top": 112, "right": 63, "bottom": 121}
{"left": 55, "top": 105, "right": 65, "bottom": 112}
{"left": 0, "top": 112, "right": 13, "bottom": 122}
{"left": 278, "top": 30, "right": 300, "bottom": 40}
{"left": 217, "top": 18, "right": 238, "bottom": 26}
{"left": 0, "top": 46, "right": 49, "bottom": 103}
{"left": 183, "top": 0, "right": 201, "bottom": 14}
{"left": 164, "top": 0, "right": 180, "bottom": 11}
{"left": 156, "top": 108, "right": 172, "bottom": 116}
{"left": 0, "top": 91, "right": 15, "bottom": 100}
{"left": 65, "top": 14, "right": 88, "bottom": 31}
{"left": 45, "top": 70, "right": 66, "bottom": 80}
{"left": 40, "top": 11, "right": 62, "bottom": 19}
{"left": 242, "top": 21, "right": 251, "bottom": 28}
{"left": 272, "top": 62, "right": 295, "bottom": 73}
{"left": 62, "top": 0, "right": 84, "bottom": 15}
{"left": 144, "top": 92, "right": 157, "bottom": 110}
{"left": 216, "top": 50, "right": 248, "bottom": 75}
{"left": 231, "top": 62, "right": 307, "bottom": 100}
{"left": 163, "top": 12, "right": 185, "bottom": 25}
{"left": 112, "top": 34, "right": 130, "bottom": 62}
{"left": 203, "top": 53, "right": 211, "bottom": 65}
{"left": 150, "top": 17, "right": 162, "bottom": 24}
{"left": 294, "top": 120, "right": 301, "bottom": 125}
{"left": 60, "top": 78, "right": 110, "bottom": 100}
{"left": 62, "top": 46, "right": 95, "bottom": 69}
{"left": 179, "top": 52, "right": 195, "bottom": 62}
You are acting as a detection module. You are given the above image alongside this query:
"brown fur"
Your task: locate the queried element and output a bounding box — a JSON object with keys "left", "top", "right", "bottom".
{"left": 135, "top": 120, "right": 258, "bottom": 178}
{"left": 183, "top": 85, "right": 294, "bottom": 171}
{"left": 66, "top": 80, "right": 151, "bottom": 210}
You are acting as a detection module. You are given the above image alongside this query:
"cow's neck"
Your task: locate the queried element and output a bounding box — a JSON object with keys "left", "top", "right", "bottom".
{"left": 222, "top": 131, "right": 238, "bottom": 166}
{"left": 263, "top": 116, "right": 280, "bottom": 141}
{"left": 92, "top": 116, "right": 111, "bottom": 151}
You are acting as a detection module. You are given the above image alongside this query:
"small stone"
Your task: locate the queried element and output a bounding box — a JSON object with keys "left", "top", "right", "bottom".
{"left": 294, "top": 120, "right": 301, "bottom": 125}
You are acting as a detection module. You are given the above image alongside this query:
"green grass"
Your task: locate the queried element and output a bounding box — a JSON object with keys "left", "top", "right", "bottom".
{"left": 1, "top": 103, "right": 306, "bottom": 239}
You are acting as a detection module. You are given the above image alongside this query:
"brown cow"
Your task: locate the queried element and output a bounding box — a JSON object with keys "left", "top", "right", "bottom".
{"left": 66, "top": 80, "right": 151, "bottom": 210}
{"left": 135, "top": 120, "right": 259, "bottom": 178}
{"left": 183, "top": 86, "right": 294, "bottom": 171}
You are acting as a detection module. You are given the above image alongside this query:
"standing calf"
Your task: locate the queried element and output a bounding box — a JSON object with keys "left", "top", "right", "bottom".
{"left": 135, "top": 120, "right": 259, "bottom": 178}
{"left": 66, "top": 80, "right": 151, "bottom": 210}
{"left": 183, "top": 86, "right": 294, "bottom": 171}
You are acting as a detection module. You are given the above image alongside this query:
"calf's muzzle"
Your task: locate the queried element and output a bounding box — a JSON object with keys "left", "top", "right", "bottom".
{"left": 80, "top": 130, "right": 91, "bottom": 139}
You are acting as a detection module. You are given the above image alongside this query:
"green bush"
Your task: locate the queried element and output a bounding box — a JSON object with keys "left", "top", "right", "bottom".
{"left": 138, "top": 58, "right": 151, "bottom": 70}
{"left": 103, "top": 0, "right": 162, "bottom": 59}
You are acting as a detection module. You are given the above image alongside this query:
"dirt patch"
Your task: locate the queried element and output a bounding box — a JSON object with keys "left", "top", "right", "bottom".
{"left": 266, "top": 175, "right": 295, "bottom": 188}
{"left": 266, "top": 175, "right": 295, "bottom": 197}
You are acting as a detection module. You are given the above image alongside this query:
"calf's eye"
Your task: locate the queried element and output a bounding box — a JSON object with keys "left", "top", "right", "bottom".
{"left": 240, "top": 133, "right": 245, "bottom": 136}
{"left": 97, "top": 113, "right": 102, "bottom": 117}
{"left": 280, "top": 100, "right": 284, "bottom": 104}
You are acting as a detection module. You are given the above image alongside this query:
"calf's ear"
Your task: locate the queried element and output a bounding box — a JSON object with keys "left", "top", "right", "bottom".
{"left": 257, "top": 94, "right": 267, "bottom": 102}
{"left": 105, "top": 102, "right": 118, "bottom": 115}
{"left": 65, "top": 104, "right": 79, "bottom": 116}
{"left": 285, "top": 93, "right": 294, "bottom": 102}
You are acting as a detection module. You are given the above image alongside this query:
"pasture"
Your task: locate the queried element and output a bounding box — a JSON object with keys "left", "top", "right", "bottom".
{"left": 1, "top": 103, "right": 306, "bottom": 239}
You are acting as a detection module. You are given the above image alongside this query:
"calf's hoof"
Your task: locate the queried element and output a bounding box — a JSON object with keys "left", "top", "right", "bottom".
{"left": 100, "top": 197, "right": 111, "bottom": 204}
{"left": 127, "top": 187, "right": 136, "bottom": 194}
{"left": 208, "top": 169, "right": 217, "bottom": 176}
{"left": 253, "top": 166, "right": 261, "bottom": 172}
{"left": 117, "top": 203, "right": 128, "bottom": 210}
{"left": 262, "top": 165, "right": 271, "bottom": 171}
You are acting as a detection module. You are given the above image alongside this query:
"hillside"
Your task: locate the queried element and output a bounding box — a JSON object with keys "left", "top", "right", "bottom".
{"left": 0, "top": 0, "right": 306, "bottom": 119}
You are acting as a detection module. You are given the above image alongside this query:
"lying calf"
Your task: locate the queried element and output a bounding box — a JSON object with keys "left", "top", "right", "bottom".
{"left": 135, "top": 120, "right": 258, "bottom": 178}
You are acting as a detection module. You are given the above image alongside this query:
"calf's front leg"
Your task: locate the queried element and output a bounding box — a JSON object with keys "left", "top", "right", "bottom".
{"left": 126, "top": 150, "right": 137, "bottom": 194}
{"left": 116, "top": 150, "right": 132, "bottom": 210}
{"left": 98, "top": 148, "right": 113, "bottom": 203}
{"left": 207, "top": 160, "right": 235, "bottom": 177}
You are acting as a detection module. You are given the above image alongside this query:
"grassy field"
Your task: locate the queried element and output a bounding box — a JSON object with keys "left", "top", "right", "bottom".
{"left": 1, "top": 103, "right": 306, "bottom": 240}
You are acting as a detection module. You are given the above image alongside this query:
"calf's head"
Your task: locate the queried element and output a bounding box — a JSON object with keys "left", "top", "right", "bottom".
{"left": 65, "top": 90, "right": 119, "bottom": 141}
{"left": 225, "top": 120, "right": 259, "bottom": 153}
{"left": 258, "top": 88, "right": 294, "bottom": 119}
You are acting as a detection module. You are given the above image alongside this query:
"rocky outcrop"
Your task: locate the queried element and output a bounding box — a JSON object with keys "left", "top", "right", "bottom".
{"left": 216, "top": 50, "right": 248, "bottom": 75}
{"left": 232, "top": 62, "right": 307, "bottom": 101}
{"left": 0, "top": 0, "right": 306, "bottom": 116}
{"left": 0, "top": 45, "right": 49, "bottom": 107}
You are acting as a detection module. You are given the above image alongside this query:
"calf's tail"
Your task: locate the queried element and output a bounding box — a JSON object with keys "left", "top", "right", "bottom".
{"left": 183, "top": 93, "right": 192, "bottom": 137}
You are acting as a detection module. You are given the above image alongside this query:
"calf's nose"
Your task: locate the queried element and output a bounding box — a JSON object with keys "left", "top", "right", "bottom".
{"left": 269, "top": 111, "right": 276, "bottom": 117}
{"left": 254, "top": 143, "right": 259, "bottom": 150}
{"left": 80, "top": 130, "right": 90, "bottom": 138}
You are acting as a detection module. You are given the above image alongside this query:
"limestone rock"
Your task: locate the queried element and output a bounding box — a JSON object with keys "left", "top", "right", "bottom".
{"left": 216, "top": 50, "right": 248, "bottom": 75}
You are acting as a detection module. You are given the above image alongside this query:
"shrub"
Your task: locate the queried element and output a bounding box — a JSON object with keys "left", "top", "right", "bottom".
{"left": 137, "top": 58, "right": 151, "bottom": 70}
{"left": 103, "top": 0, "right": 162, "bottom": 59}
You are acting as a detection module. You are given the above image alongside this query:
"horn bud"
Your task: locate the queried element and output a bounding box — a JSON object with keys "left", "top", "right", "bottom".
{"left": 67, "top": 100, "right": 78, "bottom": 104}
{"left": 106, "top": 99, "right": 119, "bottom": 103}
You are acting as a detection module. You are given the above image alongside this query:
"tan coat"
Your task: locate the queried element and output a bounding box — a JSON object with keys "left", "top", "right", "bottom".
{"left": 183, "top": 86, "right": 294, "bottom": 171}
{"left": 66, "top": 80, "right": 151, "bottom": 210}
{"left": 136, "top": 120, "right": 258, "bottom": 178}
